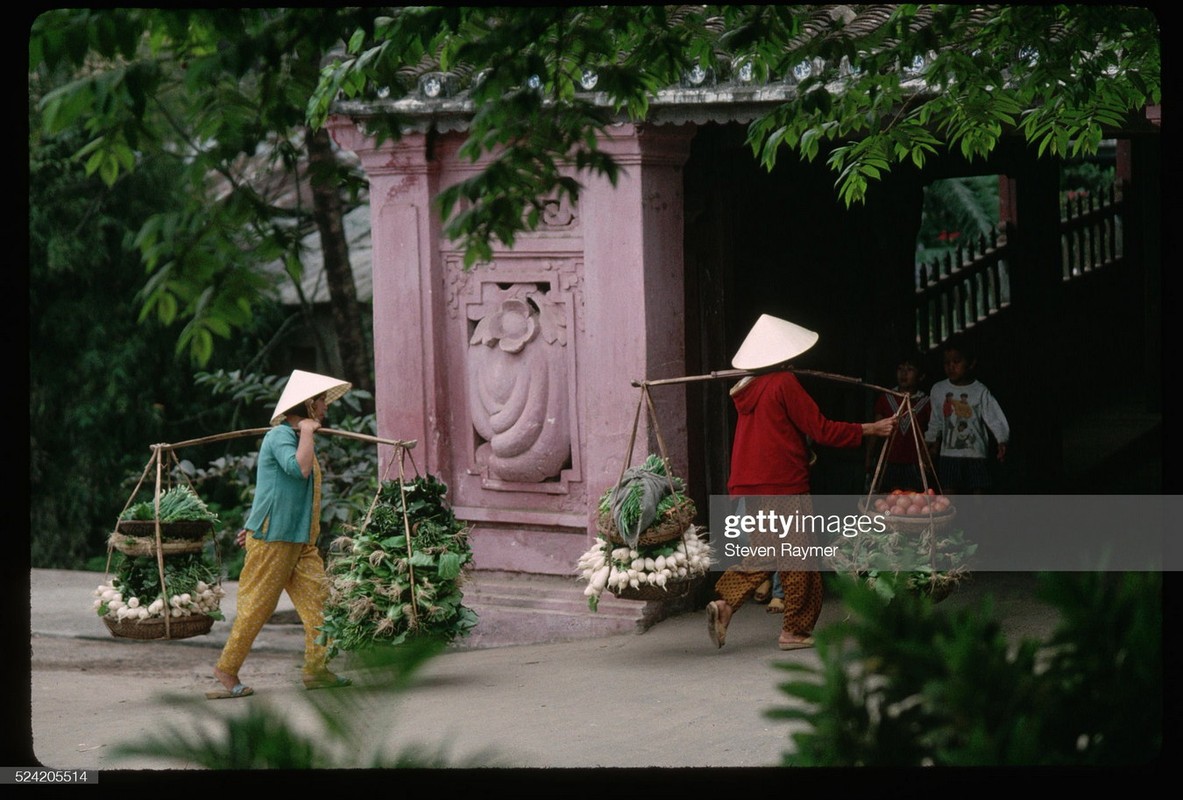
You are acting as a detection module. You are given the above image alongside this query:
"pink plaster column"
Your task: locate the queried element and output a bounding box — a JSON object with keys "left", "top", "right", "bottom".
{"left": 581, "top": 123, "right": 695, "bottom": 519}
{"left": 326, "top": 117, "right": 448, "bottom": 473}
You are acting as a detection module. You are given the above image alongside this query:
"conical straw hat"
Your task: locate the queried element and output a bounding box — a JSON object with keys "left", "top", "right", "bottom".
{"left": 269, "top": 370, "right": 352, "bottom": 425}
{"left": 731, "top": 314, "right": 819, "bottom": 370}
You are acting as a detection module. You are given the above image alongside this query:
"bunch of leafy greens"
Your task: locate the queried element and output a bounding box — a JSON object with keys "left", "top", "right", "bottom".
{"left": 120, "top": 485, "right": 220, "bottom": 524}
{"left": 828, "top": 525, "right": 978, "bottom": 603}
{"left": 319, "top": 475, "right": 478, "bottom": 659}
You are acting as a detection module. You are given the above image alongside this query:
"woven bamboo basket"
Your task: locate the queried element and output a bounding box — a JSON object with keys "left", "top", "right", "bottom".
{"left": 598, "top": 499, "right": 697, "bottom": 547}
{"left": 116, "top": 519, "right": 214, "bottom": 540}
{"left": 102, "top": 612, "right": 215, "bottom": 641}
{"left": 609, "top": 576, "right": 695, "bottom": 602}
{"left": 881, "top": 508, "right": 956, "bottom": 534}
{"left": 859, "top": 498, "right": 956, "bottom": 534}
{"left": 108, "top": 532, "right": 207, "bottom": 557}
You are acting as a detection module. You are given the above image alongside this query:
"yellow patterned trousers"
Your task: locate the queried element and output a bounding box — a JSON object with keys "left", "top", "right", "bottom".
{"left": 216, "top": 535, "right": 330, "bottom": 678}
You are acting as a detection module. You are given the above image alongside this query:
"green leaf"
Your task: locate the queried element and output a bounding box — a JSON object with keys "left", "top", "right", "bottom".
{"left": 437, "top": 551, "right": 461, "bottom": 580}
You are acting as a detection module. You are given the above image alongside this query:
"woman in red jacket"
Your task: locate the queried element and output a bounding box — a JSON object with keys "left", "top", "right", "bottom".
{"left": 707, "top": 314, "right": 896, "bottom": 651}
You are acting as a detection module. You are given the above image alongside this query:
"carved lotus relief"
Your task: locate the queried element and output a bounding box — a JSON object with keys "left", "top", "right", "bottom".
{"left": 468, "top": 290, "right": 571, "bottom": 483}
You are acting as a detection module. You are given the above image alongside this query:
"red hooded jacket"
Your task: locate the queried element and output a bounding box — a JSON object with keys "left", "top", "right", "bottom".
{"left": 728, "top": 371, "right": 863, "bottom": 495}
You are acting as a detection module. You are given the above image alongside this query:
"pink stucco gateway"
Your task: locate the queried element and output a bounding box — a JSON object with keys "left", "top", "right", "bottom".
{"left": 327, "top": 118, "right": 696, "bottom": 577}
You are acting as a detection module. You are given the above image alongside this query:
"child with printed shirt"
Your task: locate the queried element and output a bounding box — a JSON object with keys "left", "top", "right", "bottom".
{"left": 924, "top": 336, "right": 1010, "bottom": 494}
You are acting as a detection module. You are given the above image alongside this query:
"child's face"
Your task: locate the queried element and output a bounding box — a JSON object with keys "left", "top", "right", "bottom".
{"left": 896, "top": 362, "right": 922, "bottom": 391}
{"left": 942, "top": 348, "right": 973, "bottom": 384}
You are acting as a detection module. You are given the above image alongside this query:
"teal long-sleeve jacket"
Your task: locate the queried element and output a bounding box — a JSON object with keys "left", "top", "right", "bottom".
{"left": 243, "top": 424, "right": 316, "bottom": 543}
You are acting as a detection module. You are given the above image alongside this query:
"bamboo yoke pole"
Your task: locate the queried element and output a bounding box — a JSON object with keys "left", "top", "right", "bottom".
{"left": 630, "top": 364, "right": 906, "bottom": 399}
{"left": 150, "top": 427, "right": 418, "bottom": 452}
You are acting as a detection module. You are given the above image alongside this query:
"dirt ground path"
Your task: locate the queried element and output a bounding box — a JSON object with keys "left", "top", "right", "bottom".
{"left": 22, "top": 571, "right": 1069, "bottom": 780}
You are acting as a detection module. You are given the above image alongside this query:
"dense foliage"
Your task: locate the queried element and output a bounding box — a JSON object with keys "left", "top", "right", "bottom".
{"left": 30, "top": 8, "right": 374, "bottom": 379}
{"left": 311, "top": 5, "right": 1160, "bottom": 263}
{"left": 28, "top": 76, "right": 273, "bottom": 569}
{"left": 768, "top": 570, "right": 1162, "bottom": 766}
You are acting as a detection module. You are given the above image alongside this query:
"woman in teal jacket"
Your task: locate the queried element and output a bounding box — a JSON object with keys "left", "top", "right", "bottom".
{"left": 208, "top": 370, "right": 353, "bottom": 699}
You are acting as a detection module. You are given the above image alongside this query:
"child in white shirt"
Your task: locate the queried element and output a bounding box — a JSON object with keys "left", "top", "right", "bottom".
{"left": 925, "top": 336, "right": 1009, "bottom": 493}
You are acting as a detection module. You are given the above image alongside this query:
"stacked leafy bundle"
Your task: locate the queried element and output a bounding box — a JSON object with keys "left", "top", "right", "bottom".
{"left": 828, "top": 525, "right": 977, "bottom": 603}
{"left": 120, "top": 485, "right": 220, "bottom": 524}
{"left": 319, "top": 475, "right": 478, "bottom": 659}
{"left": 94, "top": 552, "right": 224, "bottom": 621}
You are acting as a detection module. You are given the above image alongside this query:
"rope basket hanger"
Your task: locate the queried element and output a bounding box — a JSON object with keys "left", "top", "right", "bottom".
{"left": 597, "top": 383, "right": 702, "bottom": 601}
{"left": 599, "top": 383, "right": 697, "bottom": 548}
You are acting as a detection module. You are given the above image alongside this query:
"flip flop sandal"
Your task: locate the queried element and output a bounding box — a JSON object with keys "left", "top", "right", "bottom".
{"left": 777, "top": 636, "right": 815, "bottom": 651}
{"left": 205, "top": 683, "right": 254, "bottom": 700}
{"left": 766, "top": 598, "right": 785, "bottom": 614}
{"left": 303, "top": 673, "right": 352, "bottom": 691}
{"left": 706, "top": 601, "right": 728, "bottom": 649}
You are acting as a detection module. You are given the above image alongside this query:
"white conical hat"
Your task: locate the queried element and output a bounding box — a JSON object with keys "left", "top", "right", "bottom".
{"left": 269, "top": 370, "right": 352, "bottom": 425}
{"left": 731, "top": 314, "right": 819, "bottom": 370}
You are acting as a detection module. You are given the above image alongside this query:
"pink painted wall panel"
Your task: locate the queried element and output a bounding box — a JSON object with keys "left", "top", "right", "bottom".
{"left": 329, "top": 116, "right": 695, "bottom": 575}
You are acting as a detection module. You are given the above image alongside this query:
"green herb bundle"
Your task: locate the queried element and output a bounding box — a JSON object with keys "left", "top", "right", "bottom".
{"left": 120, "top": 485, "right": 220, "bottom": 524}
{"left": 319, "top": 475, "right": 478, "bottom": 659}
{"left": 597, "top": 453, "right": 688, "bottom": 533}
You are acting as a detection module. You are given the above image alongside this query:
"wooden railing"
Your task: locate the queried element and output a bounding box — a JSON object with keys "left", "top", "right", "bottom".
{"left": 914, "top": 227, "right": 1011, "bottom": 352}
{"left": 913, "top": 180, "right": 1126, "bottom": 351}
{"left": 1059, "top": 181, "right": 1125, "bottom": 281}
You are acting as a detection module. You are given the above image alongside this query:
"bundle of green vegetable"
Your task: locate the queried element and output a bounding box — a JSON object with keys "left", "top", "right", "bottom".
{"left": 319, "top": 475, "right": 478, "bottom": 659}
{"left": 598, "top": 454, "right": 689, "bottom": 535}
{"left": 119, "top": 485, "right": 220, "bottom": 524}
{"left": 94, "top": 552, "right": 224, "bottom": 622}
{"left": 576, "top": 525, "right": 714, "bottom": 611}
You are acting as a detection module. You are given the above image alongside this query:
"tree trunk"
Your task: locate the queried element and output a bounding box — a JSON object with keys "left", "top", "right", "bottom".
{"left": 305, "top": 124, "right": 373, "bottom": 397}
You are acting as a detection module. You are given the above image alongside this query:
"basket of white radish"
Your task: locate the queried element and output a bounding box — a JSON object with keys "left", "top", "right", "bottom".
{"left": 94, "top": 553, "right": 225, "bottom": 640}
{"left": 577, "top": 525, "right": 714, "bottom": 611}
